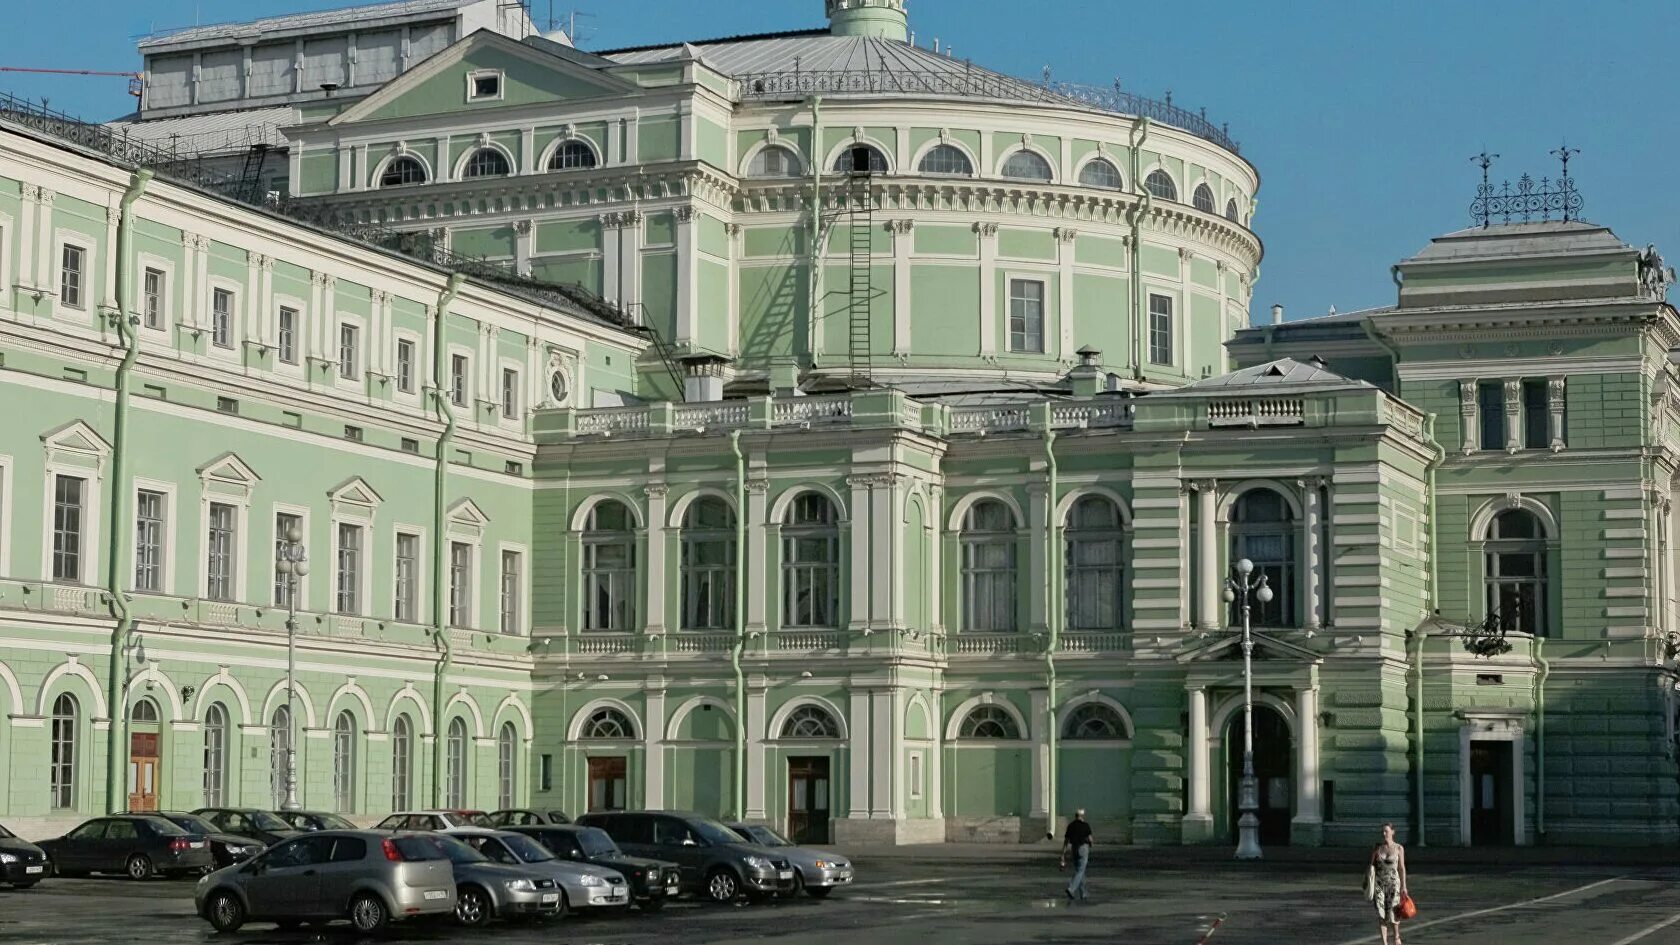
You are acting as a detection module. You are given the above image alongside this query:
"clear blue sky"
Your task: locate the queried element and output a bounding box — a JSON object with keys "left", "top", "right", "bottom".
{"left": 6, "top": 0, "right": 1677, "bottom": 319}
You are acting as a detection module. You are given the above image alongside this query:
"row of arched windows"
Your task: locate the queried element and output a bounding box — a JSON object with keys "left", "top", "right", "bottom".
{"left": 378, "top": 140, "right": 599, "bottom": 188}
{"left": 573, "top": 700, "right": 1127, "bottom": 743}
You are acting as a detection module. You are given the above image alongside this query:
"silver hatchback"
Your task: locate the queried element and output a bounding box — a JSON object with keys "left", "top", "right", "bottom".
{"left": 195, "top": 831, "right": 455, "bottom": 934}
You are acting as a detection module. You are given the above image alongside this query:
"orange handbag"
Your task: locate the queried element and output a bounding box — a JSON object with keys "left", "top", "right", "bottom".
{"left": 1396, "top": 894, "right": 1418, "bottom": 920}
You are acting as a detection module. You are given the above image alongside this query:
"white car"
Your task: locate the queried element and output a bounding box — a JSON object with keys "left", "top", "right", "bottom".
{"left": 373, "top": 811, "right": 493, "bottom": 835}
{"left": 450, "top": 828, "right": 632, "bottom": 914}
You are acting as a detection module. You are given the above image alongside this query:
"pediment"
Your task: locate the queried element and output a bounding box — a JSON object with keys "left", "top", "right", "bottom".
{"left": 196, "top": 451, "right": 261, "bottom": 485}
{"left": 448, "top": 498, "right": 491, "bottom": 527}
{"left": 1175, "top": 631, "right": 1322, "bottom": 665}
{"left": 40, "top": 420, "right": 111, "bottom": 456}
{"left": 327, "top": 476, "right": 384, "bottom": 508}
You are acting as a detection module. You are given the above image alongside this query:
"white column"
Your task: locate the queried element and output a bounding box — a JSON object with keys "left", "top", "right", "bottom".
{"left": 599, "top": 213, "right": 623, "bottom": 305}
{"left": 1502, "top": 378, "right": 1521, "bottom": 454}
{"left": 870, "top": 476, "right": 896, "bottom": 631}
{"left": 519, "top": 128, "right": 536, "bottom": 175}
{"left": 243, "top": 253, "right": 261, "bottom": 352}
{"left": 726, "top": 224, "right": 744, "bottom": 357}
{"left": 928, "top": 485, "right": 944, "bottom": 632}
{"left": 1029, "top": 689, "right": 1049, "bottom": 818}
{"left": 34, "top": 190, "right": 56, "bottom": 290}
{"left": 1547, "top": 376, "right": 1566, "bottom": 451}
{"left": 1667, "top": 500, "right": 1679, "bottom": 635}
{"left": 1028, "top": 482, "right": 1050, "bottom": 633}
{"left": 643, "top": 687, "right": 666, "bottom": 807}
{"left": 1186, "top": 687, "right": 1212, "bottom": 822}
{"left": 622, "top": 210, "right": 645, "bottom": 311}
{"left": 674, "top": 207, "right": 696, "bottom": 344}
{"left": 746, "top": 684, "right": 767, "bottom": 820}
{"left": 976, "top": 222, "right": 998, "bottom": 355}
{"left": 1294, "top": 686, "right": 1322, "bottom": 824}
{"left": 1056, "top": 227, "right": 1077, "bottom": 359}
{"left": 746, "top": 479, "right": 769, "bottom": 635}
{"left": 16, "top": 185, "right": 39, "bottom": 294}
{"left": 103, "top": 204, "right": 120, "bottom": 310}
{"left": 353, "top": 144, "right": 370, "bottom": 190}
{"left": 892, "top": 220, "right": 913, "bottom": 354}
{"left": 624, "top": 111, "right": 640, "bottom": 164}
{"left": 847, "top": 475, "right": 872, "bottom": 630}
{"left": 1459, "top": 380, "right": 1477, "bottom": 455}
{"left": 1303, "top": 479, "right": 1323, "bottom": 630}
{"left": 336, "top": 147, "right": 353, "bottom": 194}
{"left": 643, "top": 484, "right": 669, "bottom": 634}
{"left": 1197, "top": 481, "right": 1219, "bottom": 630}
{"left": 847, "top": 689, "right": 871, "bottom": 818}
{"left": 513, "top": 220, "right": 534, "bottom": 277}
{"left": 870, "top": 688, "right": 895, "bottom": 818}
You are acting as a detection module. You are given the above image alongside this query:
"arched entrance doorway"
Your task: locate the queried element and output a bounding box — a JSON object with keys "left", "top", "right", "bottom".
{"left": 1225, "top": 704, "right": 1291, "bottom": 846}
{"left": 129, "top": 698, "right": 163, "bottom": 812}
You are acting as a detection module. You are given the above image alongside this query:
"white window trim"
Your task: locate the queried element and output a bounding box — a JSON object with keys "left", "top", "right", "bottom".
{"left": 41, "top": 429, "right": 107, "bottom": 586}
{"left": 452, "top": 142, "right": 517, "bottom": 181}
{"left": 819, "top": 136, "right": 897, "bottom": 176}
{"left": 1073, "top": 155, "right": 1125, "bottom": 191}
{"left": 0, "top": 453, "right": 12, "bottom": 576}
{"left": 274, "top": 294, "right": 308, "bottom": 375}
{"left": 206, "top": 278, "right": 242, "bottom": 359}
{"left": 391, "top": 524, "right": 427, "bottom": 625}
{"left": 372, "top": 150, "right": 435, "bottom": 189}
{"left": 53, "top": 230, "right": 94, "bottom": 320}
{"left": 393, "top": 329, "right": 423, "bottom": 399}
{"left": 995, "top": 144, "right": 1059, "bottom": 184}
{"left": 1003, "top": 271, "right": 1051, "bottom": 355}
{"left": 273, "top": 504, "right": 312, "bottom": 609}
{"left": 1140, "top": 163, "right": 1180, "bottom": 201}
{"left": 0, "top": 211, "right": 12, "bottom": 311}
{"left": 1145, "top": 286, "right": 1179, "bottom": 369}
{"left": 336, "top": 313, "right": 368, "bottom": 390}
{"left": 465, "top": 68, "right": 506, "bottom": 103}
{"left": 330, "top": 519, "right": 372, "bottom": 617}
{"left": 909, "top": 139, "right": 979, "bottom": 177}
{"left": 498, "top": 358, "right": 523, "bottom": 425}
{"left": 135, "top": 253, "right": 176, "bottom": 335}
{"left": 447, "top": 345, "right": 475, "bottom": 410}
{"left": 738, "top": 140, "right": 808, "bottom": 178}
{"left": 497, "top": 540, "right": 528, "bottom": 636}
{"left": 131, "top": 478, "right": 178, "bottom": 595}
{"left": 908, "top": 748, "right": 925, "bottom": 800}
{"left": 199, "top": 495, "right": 250, "bottom": 604}
{"left": 537, "top": 134, "right": 604, "bottom": 174}
{"left": 446, "top": 510, "right": 486, "bottom": 630}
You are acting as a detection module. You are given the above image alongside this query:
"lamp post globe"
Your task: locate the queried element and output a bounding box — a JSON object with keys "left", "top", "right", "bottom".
{"left": 1237, "top": 557, "right": 1254, "bottom": 575}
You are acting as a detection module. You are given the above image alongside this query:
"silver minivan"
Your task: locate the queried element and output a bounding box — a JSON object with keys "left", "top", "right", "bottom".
{"left": 195, "top": 830, "right": 455, "bottom": 934}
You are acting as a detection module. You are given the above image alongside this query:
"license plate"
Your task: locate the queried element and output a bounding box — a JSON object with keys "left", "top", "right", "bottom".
{"left": 541, "top": 893, "right": 558, "bottom": 904}
{"left": 613, "top": 885, "right": 627, "bottom": 896}
{"left": 25, "top": 866, "right": 43, "bottom": 874}
{"left": 778, "top": 870, "right": 793, "bottom": 880}
{"left": 423, "top": 890, "right": 448, "bottom": 901}
{"left": 189, "top": 842, "right": 205, "bottom": 849}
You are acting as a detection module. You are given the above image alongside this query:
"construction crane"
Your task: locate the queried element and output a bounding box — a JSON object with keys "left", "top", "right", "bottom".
{"left": 0, "top": 67, "right": 145, "bottom": 98}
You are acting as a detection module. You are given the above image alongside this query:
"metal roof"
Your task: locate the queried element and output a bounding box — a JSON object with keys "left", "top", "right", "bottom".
{"left": 1404, "top": 220, "right": 1629, "bottom": 265}
{"left": 104, "top": 107, "right": 294, "bottom": 156}
{"left": 1154, "top": 357, "right": 1370, "bottom": 396}
{"left": 139, "top": 0, "right": 481, "bottom": 49}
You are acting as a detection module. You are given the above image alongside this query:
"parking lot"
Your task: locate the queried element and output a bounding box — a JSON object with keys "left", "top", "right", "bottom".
{"left": 5, "top": 848, "right": 1680, "bottom": 945}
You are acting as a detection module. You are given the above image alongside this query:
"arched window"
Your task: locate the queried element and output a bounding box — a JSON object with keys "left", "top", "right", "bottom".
{"left": 131, "top": 698, "right": 159, "bottom": 723}
{"left": 50, "top": 693, "right": 77, "bottom": 809}
{"left": 1229, "top": 489, "right": 1297, "bottom": 627}
{"left": 390, "top": 715, "right": 413, "bottom": 811}
{"left": 462, "top": 148, "right": 512, "bottom": 179}
{"left": 380, "top": 156, "right": 427, "bottom": 187}
{"left": 497, "top": 722, "right": 517, "bottom": 810}
{"left": 1065, "top": 496, "right": 1125, "bottom": 630}
{"left": 958, "top": 704, "right": 1021, "bottom": 739}
{"left": 268, "top": 705, "right": 292, "bottom": 809}
{"left": 834, "top": 144, "right": 888, "bottom": 174}
{"left": 1078, "top": 158, "right": 1124, "bottom": 190}
{"left": 549, "top": 139, "right": 598, "bottom": 171}
{"left": 1224, "top": 198, "right": 1240, "bottom": 223}
{"left": 445, "top": 718, "right": 468, "bottom": 808}
{"left": 782, "top": 493, "right": 840, "bottom": 628}
{"left": 747, "top": 145, "right": 801, "bottom": 178}
{"left": 1062, "top": 702, "right": 1129, "bottom": 740}
{"left": 1001, "top": 150, "right": 1054, "bottom": 182}
{"left": 961, "top": 500, "right": 1017, "bottom": 632}
{"left": 1193, "top": 183, "right": 1216, "bottom": 213}
{"left": 680, "top": 498, "right": 736, "bottom": 630}
{"left": 332, "top": 711, "right": 356, "bottom": 813}
{"left": 781, "top": 705, "right": 841, "bottom": 739}
{"left": 202, "top": 704, "right": 228, "bottom": 807}
{"left": 582, "top": 500, "right": 637, "bottom": 632}
{"left": 918, "top": 144, "right": 973, "bottom": 176}
{"left": 1144, "top": 169, "right": 1178, "bottom": 201}
{"left": 581, "top": 707, "right": 635, "bottom": 739}
{"left": 1485, "top": 509, "right": 1548, "bottom": 635}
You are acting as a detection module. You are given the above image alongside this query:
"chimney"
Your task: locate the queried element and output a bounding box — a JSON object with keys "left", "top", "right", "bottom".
{"left": 1271, "top": 304, "right": 1284, "bottom": 325}
{"left": 680, "top": 355, "right": 730, "bottom": 403}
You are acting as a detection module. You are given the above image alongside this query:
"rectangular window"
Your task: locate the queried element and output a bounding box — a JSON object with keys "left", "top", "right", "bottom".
{"left": 909, "top": 751, "right": 924, "bottom": 800}
{"left": 216, "top": 397, "right": 238, "bottom": 414}
{"left": 206, "top": 502, "right": 237, "bottom": 602}
{"left": 1477, "top": 380, "right": 1505, "bottom": 451}
{"left": 277, "top": 307, "right": 298, "bottom": 364}
{"left": 211, "top": 288, "right": 234, "bottom": 349}
{"left": 1522, "top": 379, "right": 1549, "bottom": 450}
{"left": 1148, "top": 294, "right": 1174, "bottom": 366}
{"left": 143, "top": 268, "right": 165, "bottom": 329}
{"left": 60, "top": 244, "right": 85, "bottom": 309}
{"left": 539, "top": 754, "right": 554, "bottom": 793}
{"left": 51, "top": 475, "right": 86, "bottom": 583}
{"left": 501, "top": 368, "right": 520, "bottom": 419}
{"left": 448, "top": 541, "right": 472, "bottom": 628}
{"left": 468, "top": 71, "right": 502, "bottom": 100}
{"left": 1008, "top": 279, "right": 1045, "bottom": 353}
{"left": 396, "top": 339, "right": 416, "bottom": 392}
{"left": 274, "top": 512, "right": 301, "bottom": 607}
{"left": 336, "top": 523, "right": 362, "bottom": 615}
{"left": 134, "top": 489, "right": 166, "bottom": 592}
{"left": 338, "top": 324, "right": 359, "bottom": 380}
{"left": 450, "top": 354, "right": 469, "bottom": 407}
{"left": 394, "top": 532, "right": 419, "bottom": 623}
{"left": 500, "top": 549, "right": 522, "bottom": 634}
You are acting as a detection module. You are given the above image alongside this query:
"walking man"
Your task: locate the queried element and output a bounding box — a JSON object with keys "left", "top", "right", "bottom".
{"left": 1060, "top": 808, "right": 1093, "bottom": 902}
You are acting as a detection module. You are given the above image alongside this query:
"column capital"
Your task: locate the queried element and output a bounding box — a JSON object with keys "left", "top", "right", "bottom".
{"left": 744, "top": 478, "right": 770, "bottom": 495}
{"left": 642, "top": 483, "right": 670, "bottom": 499}
{"left": 973, "top": 221, "right": 1000, "bottom": 238}
{"left": 674, "top": 206, "right": 696, "bottom": 223}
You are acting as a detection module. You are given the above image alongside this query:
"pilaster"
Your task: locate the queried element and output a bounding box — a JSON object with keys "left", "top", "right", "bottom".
{"left": 746, "top": 682, "right": 768, "bottom": 820}
{"left": 847, "top": 475, "right": 872, "bottom": 631}
{"left": 674, "top": 206, "right": 696, "bottom": 344}
{"left": 643, "top": 484, "right": 669, "bottom": 634}
{"left": 892, "top": 220, "right": 914, "bottom": 354}
{"left": 643, "top": 686, "right": 666, "bottom": 807}
{"left": 745, "top": 478, "right": 769, "bottom": 635}
{"left": 1055, "top": 226, "right": 1078, "bottom": 359}
{"left": 1195, "top": 480, "right": 1219, "bottom": 630}
{"left": 976, "top": 222, "right": 999, "bottom": 355}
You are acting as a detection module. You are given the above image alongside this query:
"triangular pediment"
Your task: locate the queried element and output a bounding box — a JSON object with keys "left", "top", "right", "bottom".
{"left": 327, "top": 476, "right": 384, "bottom": 508}
{"left": 196, "top": 451, "right": 261, "bottom": 485}
{"left": 1175, "top": 631, "right": 1322, "bottom": 665}
{"left": 448, "top": 498, "right": 491, "bottom": 526}
{"left": 40, "top": 420, "right": 112, "bottom": 456}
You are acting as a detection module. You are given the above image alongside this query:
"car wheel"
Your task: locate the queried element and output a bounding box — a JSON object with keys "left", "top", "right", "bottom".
{"left": 705, "top": 868, "right": 740, "bottom": 904}
{"left": 556, "top": 891, "right": 570, "bottom": 920}
{"left": 807, "top": 886, "right": 833, "bottom": 899}
{"left": 206, "top": 891, "right": 246, "bottom": 933}
{"left": 348, "top": 893, "right": 389, "bottom": 933}
{"left": 126, "top": 854, "right": 154, "bottom": 881}
{"left": 455, "top": 885, "right": 493, "bottom": 927}
{"left": 791, "top": 870, "right": 806, "bottom": 896}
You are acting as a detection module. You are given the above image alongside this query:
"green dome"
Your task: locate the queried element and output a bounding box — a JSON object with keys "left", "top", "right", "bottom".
{"left": 825, "top": 0, "right": 908, "bottom": 41}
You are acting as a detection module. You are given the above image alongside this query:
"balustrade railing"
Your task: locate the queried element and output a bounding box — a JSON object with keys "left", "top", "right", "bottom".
{"left": 576, "top": 634, "right": 636, "bottom": 655}
{"left": 1206, "top": 398, "right": 1305, "bottom": 428}
{"left": 951, "top": 632, "right": 1032, "bottom": 655}
{"left": 776, "top": 630, "right": 846, "bottom": 651}
{"left": 576, "top": 407, "right": 651, "bottom": 434}
{"left": 772, "top": 396, "right": 853, "bottom": 425}
{"left": 673, "top": 402, "right": 750, "bottom": 431}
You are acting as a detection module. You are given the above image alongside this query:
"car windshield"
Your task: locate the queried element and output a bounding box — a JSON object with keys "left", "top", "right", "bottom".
{"left": 249, "top": 812, "right": 291, "bottom": 831}
{"left": 576, "top": 828, "right": 619, "bottom": 857}
{"left": 746, "top": 826, "right": 791, "bottom": 847}
{"left": 426, "top": 835, "right": 489, "bottom": 864}
{"left": 164, "top": 814, "right": 217, "bottom": 834}
{"left": 464, "top": 813, "right": 494, "bottom": 828}
{"left": 499, "top": 834, "right": 555, "bottom": 863}
{"left": 143, "top": 817, "right": 188, "bottom": 836}
{"left": 312, "top": 814, "right": 356, "bottom": 830}
{"left": 688, "top": 818, "right": 746, "bottom": 846}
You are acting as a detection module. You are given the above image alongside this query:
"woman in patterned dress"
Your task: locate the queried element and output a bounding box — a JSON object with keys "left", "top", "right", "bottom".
{"left": 1368, "top": 823, "right": 1409, "bottom": 945}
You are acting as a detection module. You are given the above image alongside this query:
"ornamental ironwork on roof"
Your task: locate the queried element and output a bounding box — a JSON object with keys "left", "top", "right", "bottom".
{"left": 1468, "top": 146, "right": 1585, "bottom": 228}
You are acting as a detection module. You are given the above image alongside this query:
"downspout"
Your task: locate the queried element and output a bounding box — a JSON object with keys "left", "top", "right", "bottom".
{"left": 1128, "top": 118, "right": 1152, "bottom": 380}
{"left": 1411, "top": 411, "right": 1444, "bottom": 846}
{"left": 429, "top": 273, "right": 466, "bottom": 807}
{"left": 806, "top": 96, "right": 823, "bottom": 371}
{"left": 1043, "top": 429, "right": 1060, "bottom": 837}
{"left": 729, "top": 431, "right": 748, "bottom": 820}
{"left": 1533, "top": 636, "right": 1549, "bottom": 842}
{"left": 103, "top": 168, "right": 154, "bottom": 815}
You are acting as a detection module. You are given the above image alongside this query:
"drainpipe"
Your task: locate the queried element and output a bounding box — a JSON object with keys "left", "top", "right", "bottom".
{"left": 103, "top": 168, "right": 154, "bottom": 815}
{"left": 1533, "top": 636, "right": 1549, "bottom": 842}
{"left": 729, "top": 430, "right": 748, "bottom": 820}
{"left": 806, "top": 96, "right": 823, "bottom": 371}
{"left": 429, "top": 273, "right": 465, "bottom": 807}
{"left": 1410, "top": 411, "right": 1444, "bottom": 846}
{"left": 1043, "top": 428, "right": 1060, "bottom": 838}
{"left": 1128, "top": 118, "right": 1152, "bottom": 380}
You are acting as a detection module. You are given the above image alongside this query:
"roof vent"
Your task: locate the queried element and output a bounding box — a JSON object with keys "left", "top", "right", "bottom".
{"left": 1264, "top": 365, "right": 1286, "bottom": 377}
{"left": 1309, "top": 355, "right": 1327, "bottom": 369}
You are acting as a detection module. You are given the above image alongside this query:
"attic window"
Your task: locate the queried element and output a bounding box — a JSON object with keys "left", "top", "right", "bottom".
{"left": 1264, "top": 365, "right": 1286, "bottom": 377}
{"left": 467, "top": 70, "right": 504, "bottom": 102}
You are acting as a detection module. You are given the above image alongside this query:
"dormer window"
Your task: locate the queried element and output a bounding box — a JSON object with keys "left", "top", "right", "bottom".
{"left": 467, "top": 69, "right": 504, "bottom": 102}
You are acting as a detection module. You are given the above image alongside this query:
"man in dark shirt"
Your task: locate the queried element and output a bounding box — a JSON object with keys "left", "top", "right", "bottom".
{"left": 1060, "top": 808, "right": 1093, "bottom": 902}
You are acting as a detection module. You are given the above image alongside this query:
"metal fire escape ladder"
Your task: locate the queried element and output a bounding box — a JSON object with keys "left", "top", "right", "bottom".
{"left": 845, "top": 168, "right": 875, "bottom": 388}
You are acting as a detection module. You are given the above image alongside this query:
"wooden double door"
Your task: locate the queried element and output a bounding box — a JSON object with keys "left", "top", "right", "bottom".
{"left": 587, "top": 756, "right": 628, "bottom": 812}
{"left": 128, "top": 732, "right": 161, "bottom": 812}
{"left": 787, "top": 757, "right": 831, "bottom": 844}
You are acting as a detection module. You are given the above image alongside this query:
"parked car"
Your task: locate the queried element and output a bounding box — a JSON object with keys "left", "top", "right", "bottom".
{"left": 403, "top": 833, "right": 563, "bottom": 927}
{"left": 138, "top": 812, "right": 265, "bottom": 868}
{"left": 194, "top": 830, "right": 455, "bottom": 934}
{"left": 191, "top": 808, "right": 300, "bottom": 847}
{"left": 0, "top": 821, "right": 48, "bottom": 888}
{"left": 38, "top": 815, "right": 213, "bottom": 880}
{"left": 275, "top": 811, "right": 358, "bottom": 833}
{"left": 453, "top": 828, "right": 630, "bottom": 916}
{"left": 373, "top": 810, "right": 492, "bottom": 833}
{"left": 487, "top": 808, "right": 571, "bottom": 827}
{"left": 576, "top": 810, "right": 796, "bottom": 903}
{"left": 511, "top": 824, "right": 680, "bottom": 911}
{"left": 725, "top": 824, "right": 853, "bottom": 898}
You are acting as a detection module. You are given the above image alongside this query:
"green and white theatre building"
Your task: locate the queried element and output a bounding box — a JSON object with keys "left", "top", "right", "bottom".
{"left": 1, "top": 0, "right": 1678, "bottom": 848}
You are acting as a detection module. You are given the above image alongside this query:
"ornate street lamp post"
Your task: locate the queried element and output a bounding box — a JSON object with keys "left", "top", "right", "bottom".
{"left": 1223, "top": 558, "right": 1273, "bottom": 861}
{"left": 274, "top": 526, "right": 309, "bottom": 812}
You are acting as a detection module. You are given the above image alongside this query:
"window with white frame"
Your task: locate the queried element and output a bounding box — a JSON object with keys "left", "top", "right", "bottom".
{"left": 1147, "top": 293, "right": 1174, "bottom": 366}
{"left": 1143, "top": 169, "right": 1178, "bottom": 201}
{"left": 332, "top": 711, "right": 356, "bottom": 813}
{"left": 268, "top": 705, "right": 292, "bottom": 808}
{"left": 782, "top": 493, "right": 840, "bottom": 628}
{"left": 497, "top": 722, "right": 517, "bottom": 809}
{"left": 1078, "top": 158, "right": 1124, "bottom": 190}
{"left": 381, "top": 156, "right": 428, "bottom": 187}
{"left": 202, "top": 703, "right": 228, "bottom": 807}
{"left": 1008, "top": 279, "right": 1045, "bottom": 353}
{"left": 396, "top": 339, "right": 416, "bottom": 392}
{"left": 960, "top": 500, "right": 1017, "bottom": 632}
{"left": 1065, "top": 495, "right": 1125, "bottom": 630}
{"left": 395, "top": 531, "right": 419, "bottom": 623}
{"left": 549, "top": 140, "right": 598, "bottom": 171}
{"left": 1228, "top": 489, "right": 1297, "bottom": 627}
{"left": 273, "top": 512, "right": 301, "bottom": 608}
{"left": 390, "top": 715, "right": 413, "bottom": 810}
{"left": 463, "top": 148, "right": 511, "bottom": 178}
{"left": 500, "top": 549, "right": 522, "bottom": 634}
{"left": 918, "top": 144, "right": 973, "bottom": 176}
{"left": 277, "top": 307, "right": 299, "bottom": 364}
{"left": 206, "top": 502, "right": 237, "bottom": 602}
{"left": 467, "top": 70, "right": 503, "bottom": 101}
{"left": 582, "top": 501, "right": 636, "bottom": 632}
{"left": 143, "top": 268, "right": 165, "bottom": 330}
{"left": 680, "top": 498, "right": 736, "bottom": 630}
{"left": 1001, "top": 150, "right": 1054, "bottom": 182}
{"left": 50, "top": 692, "right": 77, "bottom": 809}
{"left": 909, "top": 750, "right": 924, "bottom": 799}
{"left": 59, "top": 244, "right": 86, "bottom": 309}
{"left": 448, "top": 541, "right": 472, "bottom": 628}
{"left": 336, "top": 522, "right": 363, "bottom": 615}
{"left": 501, "top": 368, "right": 520, "bottom": 419}
{"left": 450, "top": 354, "right": 469, "bottom": 406}
{"left": 211, "top": 288, "right": 235, "bottom": 349}
{"left": 1484, "top": 509, "right": 1548, "bottom": 636}
{"left": 134, "top": 489, "right": 166, "bottom": 592}
{"left": 747, "top": 145, "right": 800, "bottom": 178}
{"left": 52, "top": 474, "right": 87, "bottom": 583}
{"left": 445, "top": 717, "right": 468, "bottom": 807}
{"left": 1193, "top": 183, "right": 1217, "bottom": 213}
{"left": 957, "top": 704, "right": 1021, "bottom": 739}
{"left": 338, "top": 324, "right": 360, "bottom": 380}
{"left": 1062, "top": 702, "right": 1129, "bottom": 739}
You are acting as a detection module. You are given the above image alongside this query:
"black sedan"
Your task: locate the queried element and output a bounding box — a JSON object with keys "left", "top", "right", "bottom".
{"left": 138, "top": 812, "right": 265, "bottom": 868}
{"left": 511, "top": 824, "right": 679, "bottom": 911}
{"left": 38, "top": 815, "right": 213, "bottom": 880}
{"left": 487, "top": 809, "right": 570, "bottom": 827}
{"left": 275, "top": 811, "right": 358, "bottom": 832}
{"left": 191, "top": 808, "right": 300, "bottom": 847}
{"left": 0, "top": 821, "right": 48, "bottom": 888}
